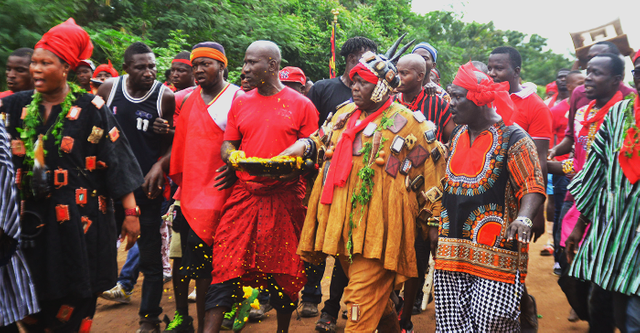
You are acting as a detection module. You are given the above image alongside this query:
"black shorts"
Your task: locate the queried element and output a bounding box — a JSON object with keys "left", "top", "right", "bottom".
{"left": 204, "top": 277, "right": 297, "bottom": 313}
{"left": 176, "top": 206, "right": 213, "bottom": 280}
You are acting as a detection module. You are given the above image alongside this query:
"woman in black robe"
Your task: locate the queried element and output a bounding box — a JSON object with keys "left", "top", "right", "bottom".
{"left": 0, "top": 18, "right": 144, "bottom": 332}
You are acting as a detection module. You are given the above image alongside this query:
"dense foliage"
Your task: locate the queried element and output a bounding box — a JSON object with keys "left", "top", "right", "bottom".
{"left": 0, "top": 0, "right": 571, "bottom": 90}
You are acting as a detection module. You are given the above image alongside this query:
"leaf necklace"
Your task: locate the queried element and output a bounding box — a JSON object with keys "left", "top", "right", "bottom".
{"left": 16, "top": 82, "right": 85, "bottom": 180}
{"left": 345, "top": 110, "right": 394, "bottom": 262}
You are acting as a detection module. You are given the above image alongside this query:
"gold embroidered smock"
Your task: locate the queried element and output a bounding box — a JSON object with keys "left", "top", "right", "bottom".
{"left": 298, "top": 101, "right": 447, "bottom": 286}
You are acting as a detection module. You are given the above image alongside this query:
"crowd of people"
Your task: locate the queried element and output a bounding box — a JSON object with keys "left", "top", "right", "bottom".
{"left": 0, "top": 16, "right": 639, "bottom": 333}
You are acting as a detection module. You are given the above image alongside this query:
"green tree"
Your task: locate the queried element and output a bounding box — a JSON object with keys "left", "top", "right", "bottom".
{"left": 0, "top": 0, "right": 572, "bottom": 91}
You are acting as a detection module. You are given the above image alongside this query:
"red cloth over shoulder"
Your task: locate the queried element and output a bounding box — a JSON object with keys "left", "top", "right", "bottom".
{"left": 170, "top": 86, "right": 232, "bottom": 245}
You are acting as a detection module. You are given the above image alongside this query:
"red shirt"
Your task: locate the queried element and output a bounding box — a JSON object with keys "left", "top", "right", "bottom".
{"left": 510, "top": 83, "right": 553, "bottom": 141}
{"left": 0, "top": 91, "right": 13, "bottom": 99}
{"left": 549, "top": 99, "right": 570, "bottom": 161}
{"left": 565, "top": 82, "right": 637, "bottom": 139}
{"left": 225, "top": 86, "right": 319, "bottom": 183}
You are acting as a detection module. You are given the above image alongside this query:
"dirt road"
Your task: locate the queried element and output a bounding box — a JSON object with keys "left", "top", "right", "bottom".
{"left": 93, "top": 238, "right": 590, "bottom": 332}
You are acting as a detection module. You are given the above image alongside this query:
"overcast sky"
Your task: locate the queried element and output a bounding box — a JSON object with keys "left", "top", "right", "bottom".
{"left": 411, "top": 0, "right": 638, "bottom": 75}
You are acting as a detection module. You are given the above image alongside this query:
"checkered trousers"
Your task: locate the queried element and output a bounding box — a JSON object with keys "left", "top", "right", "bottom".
{"left": 434, "top": 269, "right": 523, "bottom": 332}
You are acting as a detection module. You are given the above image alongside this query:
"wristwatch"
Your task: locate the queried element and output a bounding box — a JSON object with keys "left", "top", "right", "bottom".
{"left": 124, "top": 206, "right": 141, "bottom": 217}
{"left": 515, "top": 216, "right": 533, "bottom": 228}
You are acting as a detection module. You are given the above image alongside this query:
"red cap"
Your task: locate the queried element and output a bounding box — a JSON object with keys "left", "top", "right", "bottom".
{"left": 279, "top": 66, "right": 306, "bottom": 85}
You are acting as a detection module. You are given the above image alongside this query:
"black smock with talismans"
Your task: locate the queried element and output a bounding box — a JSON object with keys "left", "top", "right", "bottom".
{"left": 0, "top": 90, "right": 144, "bottom": 302}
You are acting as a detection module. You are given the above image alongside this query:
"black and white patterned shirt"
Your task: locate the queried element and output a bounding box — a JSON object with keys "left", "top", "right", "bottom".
{"left": 0, "top": 119, "right": 39, "bottom": 325}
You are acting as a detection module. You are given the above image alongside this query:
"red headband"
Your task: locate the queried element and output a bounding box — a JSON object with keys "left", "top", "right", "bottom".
{"left": 35, "top": 18, "right": 93, "bottom": 71}
{"left": 349, "top": 62, "right": 378, "bottom": 85}
{"left": 93, "top": 60, "right": 118, "bottom": 78}
{"left": 190, "top": 48, "right": 227, "bottom": 67}
{"left": 452, "top": 61, "right": 514, "bottom": 125}
{"left": 172, "top": 59, "right": 192, "bottom": 67}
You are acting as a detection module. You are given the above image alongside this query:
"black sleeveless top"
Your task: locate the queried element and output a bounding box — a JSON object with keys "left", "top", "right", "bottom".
{"left": 106, "top": 75, "right": 166, "bottom": 205}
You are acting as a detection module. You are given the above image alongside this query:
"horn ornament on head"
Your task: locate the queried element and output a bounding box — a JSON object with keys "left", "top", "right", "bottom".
{"left": 358, "top": 33, "right": 415, "bottom": 102}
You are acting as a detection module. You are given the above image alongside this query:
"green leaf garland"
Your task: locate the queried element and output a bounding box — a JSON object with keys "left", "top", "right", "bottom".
{"left": 17, "top": 82, "right": 85, "bottom": 185}
{"left": 345, "top": 110, "right": 392, "bottom": 262}
{"left": 621, "top": 94, "right": 640, "bottom": 158}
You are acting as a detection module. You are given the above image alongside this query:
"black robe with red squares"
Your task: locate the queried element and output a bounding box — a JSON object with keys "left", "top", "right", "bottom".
{"left": 0, "top": 90, "right": 144, "bottom": 302}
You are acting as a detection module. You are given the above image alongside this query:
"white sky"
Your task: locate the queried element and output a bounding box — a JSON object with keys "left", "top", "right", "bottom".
{"left": 411, "top": 0, "right": 638, "bottom": 80}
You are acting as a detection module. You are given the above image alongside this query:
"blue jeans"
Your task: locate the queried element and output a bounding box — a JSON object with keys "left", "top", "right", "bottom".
{"left": 118, "top": 242, "right": 140, "bottom": 291}
{"left": 116, "top": 203, "right": 164, "bottom": 322}
{"left": 552, "top": 175, "right": 569, "bottom": 262}
{"left": 301, "top": 262, "right": 324, "bottom": 304}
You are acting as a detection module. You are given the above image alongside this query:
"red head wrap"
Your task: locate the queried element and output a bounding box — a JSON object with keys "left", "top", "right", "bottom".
{"left": 34, "top": 18, "right": 93, "bottom": 70}
{"left": 452, "top": 61, "right": 515, "bottom": 125}
{"left": 93, "top": 60, "right": 119, "bottom": 78}
{"left": 349, "top": 62, "right": 379, "bottom": 85}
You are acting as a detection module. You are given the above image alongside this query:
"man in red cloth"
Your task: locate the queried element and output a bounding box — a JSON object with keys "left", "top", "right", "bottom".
{"left": 1, "top": 48, "right": 34, "bottom": 99}
{"left": 168, "top": 42, "right": 242, "bottom": 333}
{"left": 203, "top": 40, "right": 318, "bottom": 333}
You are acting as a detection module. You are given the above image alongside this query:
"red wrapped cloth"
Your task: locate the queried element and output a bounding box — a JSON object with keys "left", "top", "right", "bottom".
{"left": 619, "top": 96, "right": 640, "bottom": 184}
{"left": 34, "top": 18, "right": 92, "bottom": 70}
{"left": 93, "top": 60, "right": 118, "bottom": 78}
{"left": 349, "top": 62, "right": 378, "bottom": 84}
{"left": 210, "top": 180, "right": 307, "bottom": 300}
{"left": 170, "top": 86, "right": 232, "bottom": 245}
{"left": 452, "top": 61, "right": 515, "bottom": 125}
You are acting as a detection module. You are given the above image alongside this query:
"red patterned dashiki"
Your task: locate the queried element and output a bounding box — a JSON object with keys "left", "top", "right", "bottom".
{"left": 436, "top": 121, "right": 545, "bottom": 284}
{"left": 211, "top": 87, "right": 318, "bottom": 300}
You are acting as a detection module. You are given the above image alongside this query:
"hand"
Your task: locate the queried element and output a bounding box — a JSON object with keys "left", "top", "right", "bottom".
{"left": 548, "top": 146, "right": 557, "bottom": 160}
{"left": 121, "top": 215, "right": 140, "bottom": 250}
{"left": 279, "top": 140, "right": 307, "bottom": 158}
{"left": 425, "top": 82, "right": 438, "bottom": 96}
{"left": 566, "top": 220, "right": 587, "bottom": 264}
{"left": 153, "top": 118, "right": 173, "bottom": 135}
{"left": 428, "top": 226, "right": 439, "bottom": 259}
{"left": 142, "top": 162, "right": 165, "bottom": 199}
{"left": 214, "top": 164, "right": 238, "bottom": 190}
{"left": 506, "top": 220, "right": 531, "bottom": 244}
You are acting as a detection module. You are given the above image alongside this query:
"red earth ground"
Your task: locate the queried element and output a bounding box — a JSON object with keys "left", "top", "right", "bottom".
{"left": 92, "top": 234, "right": 591, "bottom": 332}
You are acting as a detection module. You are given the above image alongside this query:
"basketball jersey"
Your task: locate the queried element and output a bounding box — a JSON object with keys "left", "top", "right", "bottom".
{"left": 106, "top": 75, "right": 166, "bottom": 204}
